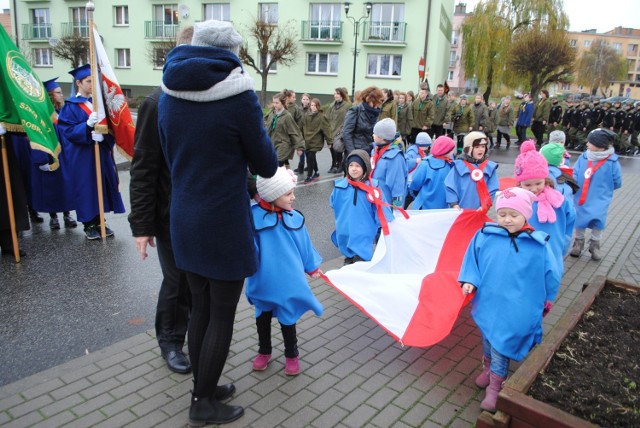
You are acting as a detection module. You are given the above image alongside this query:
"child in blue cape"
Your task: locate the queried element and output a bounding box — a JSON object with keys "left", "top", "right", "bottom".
{"left": 403, "top": 132, "right": 431, "bottom": 208}
{"left": 369, "top": 118, "right": 408, "bottom": 208}
{"left": 247, "top": 167, "right": 323, "bottom": 376}
{"left": 514, "top": 140, "right": 576, "bottom": 272}
{"left": 444, "top": 131, "right": 499, "bottom": 211}
{"left": 460, "top": 187, "right": 561, "bottom": 412}
{"left": 330, "top": 150, "right": 392, "bottom": 265}
{"left": 408, "top": 136, "right": 456, "bottom": 209}
{"left": 570, "top": 128, "right": 622, "bottom": 260}
{"left": 540, "top": 132, "right": 579, "bottom": 202}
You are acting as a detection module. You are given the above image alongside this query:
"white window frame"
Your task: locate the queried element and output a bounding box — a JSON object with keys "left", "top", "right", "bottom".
{"left": 369, "top": 3, "right": 405, "bottom": 41}
{"left": 367, "top": 54, "right": 402, "bottom": 78}
{"left": 447, "top": 70, "right": 454, "bottom": 81}
{"left": 115, "top": 48, "right": 131, "bottom": 68}
{"left": 309, "top": 3, "right": 341, "bottom": 40}
{"left": 33, "top": 48, "right": 53, "bottom": 67}
{"left": 449, "top": 50, "right": 456, "bottom": 68}
{"left": 204, "top": 3, "right": 230, "bottom": 21}
{"left": 70, "top": 7, "right": 89, "bottom": 37}
{"left": 612, "top": 43, "right": 621, "bottom": 52}
{"left": 307, "top": 52, "right": 338, "bottom": 75}
{"left": 31, "top": 8, "right": 51, "bottom": 39}
{"left": 259, "top": 3, "right": 278, "bottom": 24}
{"left": 569, "top": 39, "right": 577, "bottom": 47}
{"left": 584, "top": 40, "right": 591, "bottom": 48}
{"left": 114, "top": 6, "right": 129, "bottom": 26}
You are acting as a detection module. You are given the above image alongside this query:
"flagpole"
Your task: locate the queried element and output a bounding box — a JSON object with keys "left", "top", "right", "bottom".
{"left": 86, "top": 0, "right": 106, "bottom": 239}
{"left": 1, "top": 134, "right": 20, "bottom": 263}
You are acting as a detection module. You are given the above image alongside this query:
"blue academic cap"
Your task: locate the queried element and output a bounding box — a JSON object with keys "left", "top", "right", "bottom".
{"left": 68, "top": 64, "right": 91, "bottom": 81}
{"left": 42, "top": 77, "right": 60, "bottom": 92}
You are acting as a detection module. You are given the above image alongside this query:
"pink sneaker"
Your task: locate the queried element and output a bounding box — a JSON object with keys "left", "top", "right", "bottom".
{"left": 284, "top": 357, "right": 300, "bottom": 376}
{"left": 252, "top": 353, "right": 271, "bottom": 371}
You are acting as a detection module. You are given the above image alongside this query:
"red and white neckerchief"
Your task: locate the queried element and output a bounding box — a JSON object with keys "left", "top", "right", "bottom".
{"left": 370, "top": 144, "right": 392, "bottom": 178}
{"left": 463, "top": 159, "right": 492, "bottom": 212}
{"left": 347, "top": 178, "right": 409, "bottom": 235}
{"left": 577, "top": 156, "right": 610, "bottom": 206}
{"left": 408, "top": 147, "right": 428, "bottom": 174}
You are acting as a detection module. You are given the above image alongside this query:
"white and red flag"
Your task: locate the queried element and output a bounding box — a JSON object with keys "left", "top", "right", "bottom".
{"left": 323, "top": 209, "right": 490, "bottom": 347}
{"left": 92, "top": 27, "right": 135, "bottom": 159}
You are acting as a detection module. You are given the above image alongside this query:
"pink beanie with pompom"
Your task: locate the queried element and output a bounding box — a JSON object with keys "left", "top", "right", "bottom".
{"left": 514, "top": 140, "right": 548, "bottom": 182}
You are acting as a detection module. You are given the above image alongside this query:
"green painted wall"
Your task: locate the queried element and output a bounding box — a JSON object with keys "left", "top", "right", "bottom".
{"left": 13, "top": 0, "right": 453, "bottom": 102}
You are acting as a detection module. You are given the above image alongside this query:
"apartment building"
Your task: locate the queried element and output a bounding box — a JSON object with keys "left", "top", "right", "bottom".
{"left": 565, "top": 26, "right": 640, "bottom": 99}
{"left": 10, "top": 1, "right": 454, "bottom": 102}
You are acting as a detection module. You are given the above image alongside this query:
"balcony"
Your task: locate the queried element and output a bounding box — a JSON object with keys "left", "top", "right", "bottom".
{"left": 362, "top": 21, "right": 407, "bottom": 46}
{"left": 61, "top": 22, "right": 89, "bottom": 38}
{"left": 145, "top": 21, "right": 179, "bottom": 40}
{"left": 21, "top": 24, "right": 52, "bottom": 41}
{"left": 300, "top": 20, "right": 343, "bottom": 45}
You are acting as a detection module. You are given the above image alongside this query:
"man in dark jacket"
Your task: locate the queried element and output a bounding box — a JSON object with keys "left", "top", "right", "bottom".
{"left": 129, "top": 86, "right": 192, "bottom": 375}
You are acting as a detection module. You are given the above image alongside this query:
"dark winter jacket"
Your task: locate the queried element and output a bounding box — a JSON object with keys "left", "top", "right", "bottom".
{"left": 533, "top": 97, "right": 551, "bottom": 123}
{"left": 129, "top": 87, "right": 171, "bottom": 241}
{"left": 158, "top": 45, "right": 278, "bottom": 280}
{"left": 342, "top": 103, "right": 380, "bottom": 154}
{"left": 302, "top": 111, "right": 332, "bottom": 152}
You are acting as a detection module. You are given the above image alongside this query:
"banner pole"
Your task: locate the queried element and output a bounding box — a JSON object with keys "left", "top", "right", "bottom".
{"left": 1, "top": 134, "right": 20, "bottom": 263}
{"left": 86, "top": 1, "right": 106, "bottom": 239}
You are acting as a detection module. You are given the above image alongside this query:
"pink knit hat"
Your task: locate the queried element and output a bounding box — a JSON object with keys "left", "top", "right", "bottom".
{"left": 514, "top": 140, "right": 548, "bottom": 182}
{"left": 431, "top": 136, "right": 456, "bottom": 157}
{"left": 495, "top": 187, "right": 536, "bottom": 220}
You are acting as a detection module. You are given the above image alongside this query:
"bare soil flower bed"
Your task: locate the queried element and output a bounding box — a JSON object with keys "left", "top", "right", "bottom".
{"left": 528, "top": 283, "right": 640, "bottom": 427}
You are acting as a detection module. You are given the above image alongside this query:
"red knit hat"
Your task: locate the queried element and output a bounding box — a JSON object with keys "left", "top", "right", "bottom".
{"left": 514, "top": 140, "right": 548, "bottom": 182}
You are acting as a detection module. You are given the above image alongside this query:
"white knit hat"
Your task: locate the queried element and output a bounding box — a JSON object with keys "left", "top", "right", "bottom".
{"left": 257, "top": 167, "right": 297, "bottom": 202}
{"left": 191, "top": 20, "right": 243, "bottom": 54}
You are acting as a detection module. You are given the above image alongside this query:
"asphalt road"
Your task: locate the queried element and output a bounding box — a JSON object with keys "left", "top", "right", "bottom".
{"left": 2, "top": 142, "right": 639, "bottom": 386}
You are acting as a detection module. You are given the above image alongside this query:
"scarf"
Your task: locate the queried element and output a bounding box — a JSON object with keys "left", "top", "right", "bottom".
{"left": 535, "top": 186, "right": 564, "bottom": 223}
{"left": 578, "top": 150, "right": 612, "bottom": 205}
{"left": 162, "top": 66, "right": 254, "bottom": 102}
{"left": 346, "top": 178, "right": 408, "bottom": 235}
{"left": 463, "top": 159, "right": 492, "bottom": 212}
{"left": 370, "top": 143, "right": 392, "bottom": 177}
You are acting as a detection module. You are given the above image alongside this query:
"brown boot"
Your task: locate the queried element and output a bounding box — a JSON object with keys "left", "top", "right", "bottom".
{"left": 480, "top": 372, "right": 506, "bottom": 412}
{"left": 588, "top": 240, "right": 602, "bottom": 261}
{"left": 569, "top": 238, "right": 584, "bottom": 257}
{"left": 475, "top": 356, "right": 491, "bottom": 388}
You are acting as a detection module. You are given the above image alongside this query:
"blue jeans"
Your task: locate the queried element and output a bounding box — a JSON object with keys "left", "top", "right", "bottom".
{"left": 482, "top": 335, "right": 510, "bottom": 377}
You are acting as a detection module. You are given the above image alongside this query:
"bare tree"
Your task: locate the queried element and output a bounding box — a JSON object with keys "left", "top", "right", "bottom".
{"left": 238, "top": 18, "right": 299, "bottom": 106}
{"left": 507, "top": 30, "right": 575, "bottom": 98}
{"left": 145, "top": 40, "right": 176, "bottom": 69}
{"left": 51, "top": 35, "right": 89, "bottom": 69}
{"left": 576, "top": 39, "right": 627, "bottom": 96}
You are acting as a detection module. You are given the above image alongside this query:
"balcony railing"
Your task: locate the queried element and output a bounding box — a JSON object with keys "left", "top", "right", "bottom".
{"left": 301, "top": 20, "right": 343, "bottom": 42}
{"left": 61, "top": 22, "right": 89, "bottom": 38}
{"left": 363, "top": 21, "right": 407, "bottom": 43}
{"left": 145, "top": 21, "right": 179, "bottom": 39}
{"left": 21, "top": 24, "right": 52, "bottom": 40}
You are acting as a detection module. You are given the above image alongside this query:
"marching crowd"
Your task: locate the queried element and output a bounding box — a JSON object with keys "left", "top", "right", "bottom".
{"left": 0, "top": 18, "right": 628, "bottom": 427}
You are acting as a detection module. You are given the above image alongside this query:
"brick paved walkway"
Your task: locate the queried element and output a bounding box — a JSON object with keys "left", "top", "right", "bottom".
{"left": 2, "top": 172, "right": 639, "bottom": 428}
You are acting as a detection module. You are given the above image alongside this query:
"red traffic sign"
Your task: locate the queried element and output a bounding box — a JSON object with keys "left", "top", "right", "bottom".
{"left": 418, "top": 56, "right": 425, "bottom": 78}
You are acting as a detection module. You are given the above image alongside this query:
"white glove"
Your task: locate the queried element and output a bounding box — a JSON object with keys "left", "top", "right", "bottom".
{"left": 0, "top": 123, "right": 6, "bottom": 135}
{"left": 38, "top": 164, "right": 51, "bottom": 172}
{"left": 91, "top": 131, "right": 104, "bottom": 142}
{"left": 87, "top": 112, "right": 99, "bottom": 127}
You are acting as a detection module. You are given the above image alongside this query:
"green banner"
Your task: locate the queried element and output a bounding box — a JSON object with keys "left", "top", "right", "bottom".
{"left": 0, "top": 26, "right": 59, "bottom": 164}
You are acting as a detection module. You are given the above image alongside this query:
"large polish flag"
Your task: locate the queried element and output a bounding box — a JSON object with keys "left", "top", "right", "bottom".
{"left": 92, "top": 27, "right": 135, "bottom": 159}
{"left": 324, "top": 209, "right": 490, "bottom": 347}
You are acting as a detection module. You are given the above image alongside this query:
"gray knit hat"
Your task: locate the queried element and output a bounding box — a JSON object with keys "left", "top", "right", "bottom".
{"left": 191, "top": 20, "right": 243, "bottom": 54}
{"left": 548, "top": 130, "right": 566, "bottom": 145}
{"left": 415, "top": 132, "right": 432, "bottom": 147}
{"left": 373, "top": 118, "right": 397, "bottom": 142}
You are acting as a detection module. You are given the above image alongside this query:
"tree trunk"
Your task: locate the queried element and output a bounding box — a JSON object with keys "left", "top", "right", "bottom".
{"left": 260, "top": 71, "right": 268, "bottom": 107}
{"left": 482, "top": 62, "right": 493, "bottom": 101}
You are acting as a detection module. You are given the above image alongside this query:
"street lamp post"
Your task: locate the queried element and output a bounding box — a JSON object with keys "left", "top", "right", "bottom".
{"left": 344, "top": 2, "right": 372, "bottom": 99}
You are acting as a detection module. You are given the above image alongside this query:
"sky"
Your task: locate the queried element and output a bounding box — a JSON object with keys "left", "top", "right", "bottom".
{"left": 1, "top": 0, "right": 639, "bottom": 34}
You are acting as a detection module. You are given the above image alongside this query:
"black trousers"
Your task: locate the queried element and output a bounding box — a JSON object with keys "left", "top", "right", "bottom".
{"left": 186, "top": 273, "right": 244, "bottom": 398}
{"left": 156, "top": 238, "right": 191, "bottom": 353}
{"left": 496, "top": 130, "right": 510, "bottom": 147}
{"left": 531, "top": 121, "right": 545, "bottom": 145}
{"left": 256, "top": 310, "right": 298, "bottom": 358}
{"left": 305, "top": 151, "right": 318, "bottom": 176}
{"left": 430, "top": 124, "right": 445, "bottom": 139}
{"left": 329, "top": 146, "right": 343, "bottom": 169}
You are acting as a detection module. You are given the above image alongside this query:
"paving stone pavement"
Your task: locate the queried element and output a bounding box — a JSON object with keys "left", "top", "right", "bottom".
{"left": 1, "top": 172, "right": 639, "bottom": 428}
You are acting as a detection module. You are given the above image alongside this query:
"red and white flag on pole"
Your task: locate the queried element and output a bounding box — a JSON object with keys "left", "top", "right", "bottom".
{"left": 92, "top": 27, "right": 135, "bottom": 159}
{"left": 324, "top": 209, "right": 490, "bottom": 347}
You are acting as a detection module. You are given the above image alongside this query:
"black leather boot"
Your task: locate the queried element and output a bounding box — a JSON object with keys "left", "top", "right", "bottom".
{"left": 188, "top": 395, "right": 243, "bottom": 427}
